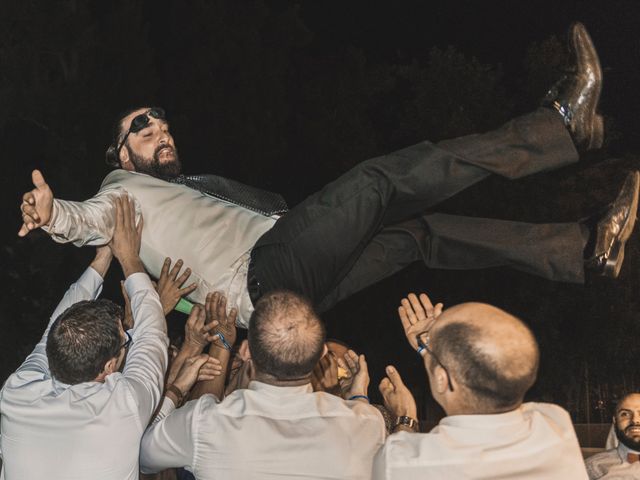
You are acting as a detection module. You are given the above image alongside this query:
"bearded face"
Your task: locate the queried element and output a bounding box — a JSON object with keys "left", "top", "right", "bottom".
{"left": 126, "top": 143, "right": 182, "bottom": 180}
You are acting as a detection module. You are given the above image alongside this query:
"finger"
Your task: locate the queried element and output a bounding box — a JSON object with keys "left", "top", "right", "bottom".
{"left": 160, "top": 257, "right": 171, "bottom": 280}
{"left": 343, "top": 350, "right": 358, "bottom": 374}
{"left": 201, "top": 320, "right": 220, "bottom": 333}
{"left": 215, "top": 292, "right": 227, "bottom": 322}
{"left": 18, "top": 223, "right": 29, "bottom": 237}
{"left": 114, "top": 196, "right": 124, "bottom": 232}
{"left": 136, "top": 213, "right": 144, "bottom": 237}
{"left": 186, "top": 304, "right": 203, "bottom": 329}
{"left": 418, "top": 293, "right": 435, "bottom": 315}
{"left": 399, "top": 306, "right": 412, "bottom": 331}
{"left": 32, "top": 169, "right": 47, "bottom": 189}
{"left": 168, "top": 259, "right": 183, "bottom": 281}
{"left": 227, "top": 308, "right": 238, "bottom": 326}
{"left": 22, "top": 191, "right": 35, "bottom": 205}
{"left": 205, "top": 292, "right": 216, "bottom": 321}
{"left": 400, "top": 298, "right": 418, "bottom": 324}
{"left": 178, "top": 283, "right": 198, "bottom": 297}
{"left": 175, "top": 267, "right": 192, "bottom": 287}
{"left": 434, "top": 302, "right": 444, "bottom": 318}
{"left": 21, "top": 202, "right": 40, "bottom": 222}
{"left": 408, "top": 293, "right": 427, "bottom": 320}
{"left": 357, "top": 354, "right": 368, "bottom": 375}
{"left": 385, "top": 365, "right": 406, "bottom": 390}
{"left": 379, "top": 377, "right": 393, "bottom": 394}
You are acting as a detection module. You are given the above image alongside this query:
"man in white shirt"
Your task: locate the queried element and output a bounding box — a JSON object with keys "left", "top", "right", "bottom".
{"left": 372, "top": 293, "right": 588, "bottom": 479}
{"left": 0, "top": 197, "right": 171, "bottom": 480}
{"left": 140, "top": 290, "right": 386, "bottom": 480}
{"left": 586, "top": 393, "right": 640, "bottom": 479}
{"left": 17, "top": 24, "right": 638, "bottom": 327}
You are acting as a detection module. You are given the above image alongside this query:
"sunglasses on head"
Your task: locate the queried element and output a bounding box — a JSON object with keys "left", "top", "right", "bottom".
{"left": 116, "top": 107, "right": 166, "bottom": 155}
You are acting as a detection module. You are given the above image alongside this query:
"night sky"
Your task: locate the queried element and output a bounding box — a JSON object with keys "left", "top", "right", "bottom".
{"left": 1, "top": 0, "right": 640, "bottom": 424}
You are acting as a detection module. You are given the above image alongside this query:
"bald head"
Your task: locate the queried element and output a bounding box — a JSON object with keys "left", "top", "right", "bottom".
{"left": 431, "top": 302, "right": 539, "bottom": 412}
{"left": 248, "top": 290, "right": 326, "bottom": 380}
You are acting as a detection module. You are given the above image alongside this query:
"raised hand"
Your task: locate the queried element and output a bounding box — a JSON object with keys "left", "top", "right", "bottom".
{"left": 183, "top": 304, "right": 219, "bottom": 352}
{"left": 379, "top": 365, "right": 417, "bottom": 419}
{"left": 155, "top": 258, "right": 197, "bottom": 315}
{"left": 311, "top": 351, "right": 341, "bottom": 395}
{"left": 337, "top": 349, "right": 370, "bottom": 400}
{"left": 109, "top": 195, "right": 144, "bottom": 276}
{"left": 170, "top": 354, "right": 222, "bottom": 402}
{"left": 398, "top": 293, "right": 443, "bottom": 351}
{"left": 18, "top": 170, "right": 54, "bottom": 236}
{"left": 205, "top": 291, "right": 238, "bottom": 350}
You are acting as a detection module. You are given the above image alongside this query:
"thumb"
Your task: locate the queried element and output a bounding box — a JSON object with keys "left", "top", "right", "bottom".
{"left": 385, "top": 365, "right": 406, "bottom": 390}
{"left": 189, "top": 353, "right": 210, "bottom": 369}
{"left": 357, "top": 354, "right": 368, "bottom": 373}
{"left": 32, "top": 169, "right": 47, "bottom": 189}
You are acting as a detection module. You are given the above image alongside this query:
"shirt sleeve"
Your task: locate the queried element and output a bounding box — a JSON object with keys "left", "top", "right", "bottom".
{"left": 140, "top": 396, "right": 209, "bottom": 474}
{"left": 43, "top": 185, "right": 141, "bottom": 247}
{"left": 14, "top": 266, "right": 104, "bottom": 377}
{"left": 122, "top": 272, "right": 169, "bottom": 425}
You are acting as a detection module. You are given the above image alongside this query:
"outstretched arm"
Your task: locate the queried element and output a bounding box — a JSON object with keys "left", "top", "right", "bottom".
{"left": 18, "top": 169, "right": 140, "bottom": 246}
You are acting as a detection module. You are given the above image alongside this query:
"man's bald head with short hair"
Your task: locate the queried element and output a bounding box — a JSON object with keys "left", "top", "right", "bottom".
{"left": 248, "top": 290, "right": 326, "bottom": 381}
{"left": 430, "top": 302, "right": 539, "bottom": 413}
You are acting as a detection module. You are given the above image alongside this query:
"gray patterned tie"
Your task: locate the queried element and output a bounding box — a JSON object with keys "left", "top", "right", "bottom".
{"left": 171, "top": 174, "right": 288, "bottom": 216}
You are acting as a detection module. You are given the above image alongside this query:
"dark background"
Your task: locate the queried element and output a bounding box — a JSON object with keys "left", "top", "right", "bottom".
{"left": 1, "top": 0, "right": 640, "bottom": 424}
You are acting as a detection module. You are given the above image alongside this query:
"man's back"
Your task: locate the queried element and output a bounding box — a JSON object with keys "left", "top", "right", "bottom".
{"left": 141, "top": 381, "right": 386, "bottom": 480}
{"left": 373, "top": 402, "right": 588, "bottom": 479}
{"left": 1, "top": 373, "right": 147, "bottom": 479}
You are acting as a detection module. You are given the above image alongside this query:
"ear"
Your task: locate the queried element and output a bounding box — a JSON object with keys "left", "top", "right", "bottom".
{"left": 320, "top": 343, "right": 329, "bottom": 358}
{"left": 239, "top": 339, "right": 251, "bottom": 361}
{"left": 119, "top": 144, "right": 134, "bottom": 171}
{"left": 95, "top": 357, "right": 119, "bottom": 383}
{"left": 433, "top": 364, "right": 450, "bottom": 395}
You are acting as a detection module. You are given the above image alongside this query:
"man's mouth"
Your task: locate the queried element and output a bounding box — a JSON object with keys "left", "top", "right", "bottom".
{"left": 157, "top": 146, "right": 175, "bottom": 158}
{"left": 626, "top": 426, "right": 640, "bottom": 435}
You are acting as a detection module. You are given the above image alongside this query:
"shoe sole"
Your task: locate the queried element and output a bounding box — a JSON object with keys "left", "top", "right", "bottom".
{"left": 603, "top": 172, "right": 640, "bottom": 278}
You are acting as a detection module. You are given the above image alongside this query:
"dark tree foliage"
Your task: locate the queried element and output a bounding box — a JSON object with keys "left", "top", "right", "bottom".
{"left": 1, "top": 0, "right": 639, "bottom": 423}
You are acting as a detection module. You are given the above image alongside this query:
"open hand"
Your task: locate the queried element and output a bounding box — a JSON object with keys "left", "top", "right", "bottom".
{"left": 183, "top": 304, "right": 219, "bottom": 352}
{"left": 155, "top": 258, "right": 197, "bottom": 315}
{"left": 205, "top": 291, "right": 238, "bottom": 349}
{"left": 338, "top": 349, "right": 370, "bottom": 399}
{"left": 311, "top": 351, "right": 341, "bottom": 395}
{"left": 399, "top": 293, "right": 443, "bottom": 350}
{"left": 18, "top": 170, "right": 54, "bottom": 236}
{"left": 379, "top": 365, "right": 417, "bottom": 419}
{"left": 172, "top": 354, "right": 223, "bottom": 396}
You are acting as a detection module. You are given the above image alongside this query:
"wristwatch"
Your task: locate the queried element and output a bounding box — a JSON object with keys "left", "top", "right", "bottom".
{"left": 394, "top": 415, "right": 418, "bottom": 432}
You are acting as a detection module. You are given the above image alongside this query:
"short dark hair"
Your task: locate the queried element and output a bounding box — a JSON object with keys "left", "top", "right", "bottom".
{"left": 105, "top": 106, "right": 148, "bottom": 168}
{"left": 46, "top": 299, "right": 124, "bottom": 384}
{"left": 248, "top": 290, "right": 326, "bottom": 380}
{"left": 433, "top": 322, "right": 538, "bottom": 410}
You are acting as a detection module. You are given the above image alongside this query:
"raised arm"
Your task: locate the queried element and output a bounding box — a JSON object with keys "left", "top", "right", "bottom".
{"left": 109, "top": 196, "right": 169, "bottom": 423}
{"left": 18, "top": 169, "right": 139, "bottom": 246}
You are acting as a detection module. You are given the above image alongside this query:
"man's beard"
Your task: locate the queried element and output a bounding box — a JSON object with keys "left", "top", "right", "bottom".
{"left": 615, "top": 423, "right": 640, "bottom": 451}
{"left": 127, "top": 144, "right": 182, "bottom": 180}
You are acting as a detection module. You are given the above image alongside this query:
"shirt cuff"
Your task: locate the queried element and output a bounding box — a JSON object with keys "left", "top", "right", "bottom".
{"left": 124, "top": 271, "right": 154, "bottom": 297}
{"left": 82, "top": 266, "right": 105, "bottom": 296}
{"left": 154, "top": 396, "right": 177, "bottom": 424}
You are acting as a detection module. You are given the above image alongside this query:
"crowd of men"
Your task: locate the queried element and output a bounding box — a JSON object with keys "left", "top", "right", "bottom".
{"left": 2, "top": 21, "right": 640, "bottom": 480}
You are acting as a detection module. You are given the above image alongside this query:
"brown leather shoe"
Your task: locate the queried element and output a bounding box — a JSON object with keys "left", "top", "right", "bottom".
{"left": 585, "top": 171, "right": 640, "bottom": 278}
{"left": 543, "top": 22, "right": 604, "bottom": 152}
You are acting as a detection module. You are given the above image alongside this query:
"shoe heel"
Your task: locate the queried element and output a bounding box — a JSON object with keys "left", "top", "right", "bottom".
{"left": 603, "top": 242, "right": 624, "bottom": 278}
{"left": 588, "top": 114, "right": 604, "bottom": 150}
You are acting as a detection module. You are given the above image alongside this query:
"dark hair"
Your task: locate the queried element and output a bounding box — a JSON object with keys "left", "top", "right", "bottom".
{"left": 105, "top": 106, "right": 148, "bottom": 168}
{"left": 46, "top": 299, "right": 124, "bottom": 384}
{"left": 248, "top": 290, "right": 326, "bottom": 380}
{"left": 433, "top": 322, "right": 538, "bottom": 410}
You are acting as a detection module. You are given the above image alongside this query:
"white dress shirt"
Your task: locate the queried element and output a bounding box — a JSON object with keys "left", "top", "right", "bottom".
{"left": 586, "top": 443, "right": 640, "bottom": 479}
{"left": 0, "top": 267, "right": 168, "bottom": 480}
{"left": 140, "top": 381, "right": 386, "bottom": 479}
{"left": 373, "top": 402, "right": 588, "bottom": 480}
{"left": 44, "top": 169, "right": 277, "bottom": 327}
